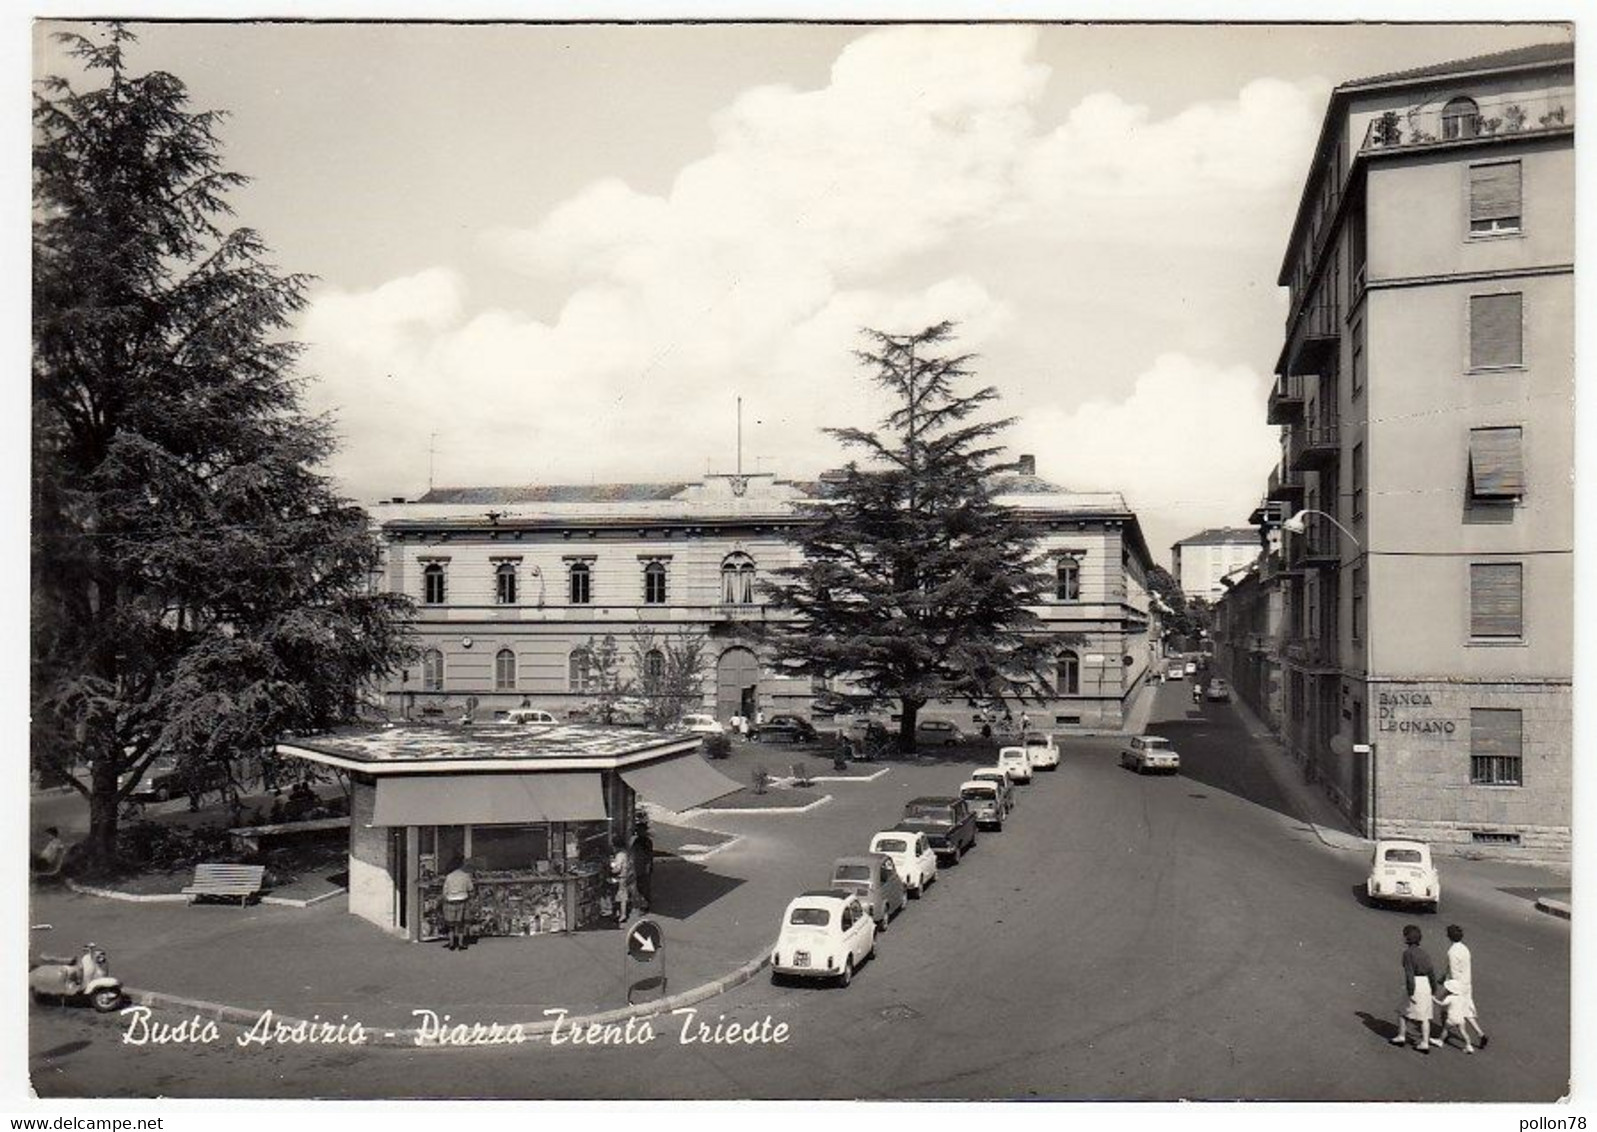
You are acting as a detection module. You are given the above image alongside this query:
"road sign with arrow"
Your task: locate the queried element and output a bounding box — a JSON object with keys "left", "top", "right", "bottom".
{"left": 627, "top": 919, "right": 663, "bottom": 961}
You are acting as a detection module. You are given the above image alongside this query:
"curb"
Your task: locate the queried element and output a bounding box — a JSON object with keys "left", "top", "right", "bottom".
{"left": 121, "top": 941, "right": 776, "bottom": 1050}
{"left": 808, "top": 767, "right": 889, "bottom": 784}
{"left": 66, "top": 878, "right": 347, "bottom": 909}
{"left": 682, "top": 794, "right": 833, "bottom": 817}
{"left": 1535, "top": 897, "right": 1571, "bottom": 921}
{"left": 262, "top": 888, "right": 347, "bottom": 909}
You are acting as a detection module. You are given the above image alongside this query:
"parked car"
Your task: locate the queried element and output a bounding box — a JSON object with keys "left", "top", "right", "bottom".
{"left": 969, "top": 767, "right": 1016, "bottom": 815}
{"left": 679, "top": 713, "right": 724, "bottom": 735}
{"left": 1185, "top": 661, "right": 1198, "bottom": 676}
{"left": 1021, "top": 731, "right": 1060, "bottom": 770}
{"left": 771, "top": 890, "right": 877, "bottom": 987}
{"left": 753, "top": 715, "right": 819, "bottom": 744}
{"left": 505, "top": 708, "right": 559, "bottom": 725}
{"left": 915, "top": 719, "right": 966, "bottom": 747}
{"left": 897, "top": 797, "right": 978, "bottom": 864}
{"left": 1205, "top": 679, "right": 1231, "bottom": 703}
{"left": 998, "top": 746, "right": 1034, "bottom": 784}
{"left": 830, "top": 854, "right": 907, "bottom": 929}
{"left": 958, "top": 779, "right": 1005, "bottom": 831}
{"left": 1166, "top": 663, "right": 1185, "bottom": 681}
{"left": 1366, "top": 840, "right": 1441, "bottom": 912}
{"left": 609, "top": 698, "right": 651, "bottom": 725}
{"left": 868, "top": 830, "right": 938, "bottom": 897}
{"left": 1119, "top": 735, "right": 1180, "bottom": 774}
{"left": 127, "top": 757, "right": 181, "bottom": 802}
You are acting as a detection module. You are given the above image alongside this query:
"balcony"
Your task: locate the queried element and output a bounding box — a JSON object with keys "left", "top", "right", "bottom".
{"left": 1361, "top": 89, "right": 1573, "bottom": 154}
{"left": 1288, "top": 421, "right": 1340, "bottom": 473}
{"left": 1268, "top": 463, "right": 1305, "bottom": 506}
{"left": 1283, "top": 636, "right": 1340, "bottom": 672}
{"left": 1294, "top": 515, "right": 1344, "bottom": 569}
{"left": 1267, "top": 373, "right": 1306, "bottom": 425}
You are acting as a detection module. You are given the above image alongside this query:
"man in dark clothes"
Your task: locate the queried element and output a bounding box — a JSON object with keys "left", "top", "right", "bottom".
{"left": 632, "top": 821, "right": 655, "bottom": 913}
{"left": 1393, "top": 923, "right": 1441, "bottom": 1052}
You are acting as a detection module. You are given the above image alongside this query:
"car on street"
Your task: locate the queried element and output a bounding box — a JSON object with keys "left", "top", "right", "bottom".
{"left": 126, "top": 757, "right": 182, "bottom": 802}
{"left": 505, "top": 708, "right": 559, "bottom": 725}
{"left": 830, "top": 855, "right": 907, "bottom": 928}
{"left": 897, "top": 796, "right": 978, "bottom": 864}
{"left": 969, "top": 768, "right": 1016, "bottom": 815}
{"left": 1119, "top": 735, "right": 1181, "bottom": 774}
{"left": 753, "top": 715, "right": 819, "bottom": 744}
{"left": 868, "top": 830, "right": 938, "bottom": 897}
{"left": 1366, "top": 840, "right": 1441, "bottom": 912}
{"left": 1021, "top": 731, "right": 1060, "bottom": 770}
{"left": 915, "top": 719, "right": 966, "bottom": 746}
{"left": 770, "top": 890, "right": 876, "bottom": 987}
{"left": 958, "top": 779, "right": 1006, "bottom": 831}
{"left": 1204, "top": 679, "right": 1231, "bottom": 703}
{"left": 678, "top": 713, "right": 724, "bottom": 735}
{"left": 1166, "top": 663, "right": 1185, "bottom": 680}
{"left": 1184, "top": 661, "right": 1198, "bottom": 677}
{"left": 998, "top": 746, "right": 1034, "bottom": 784}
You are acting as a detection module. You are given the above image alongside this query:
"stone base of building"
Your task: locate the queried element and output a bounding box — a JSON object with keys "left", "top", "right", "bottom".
{"left": 1371, "top": 817, "right": 1570, "bottom": 866}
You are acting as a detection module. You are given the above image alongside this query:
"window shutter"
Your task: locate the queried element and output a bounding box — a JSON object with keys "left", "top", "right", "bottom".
{"left": 1469, "top": 562, "right": 1523, "bottom": 637}
{"left": 1469, "top": 293, "right": 1523, "bottom": 368}
{"left": 1469, "top": 162, "right": 1521, "bottom": 223}
{"left": 1469, "top": 427, "right": 1525, "bottom": 498}
{"left": 1470, "top": 709, "right": 1521, "bottom": 759}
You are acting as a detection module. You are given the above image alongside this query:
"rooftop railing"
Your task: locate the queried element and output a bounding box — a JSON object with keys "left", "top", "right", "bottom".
{"left": 1361, "top": 90, "right": 1573, "bottom": 153}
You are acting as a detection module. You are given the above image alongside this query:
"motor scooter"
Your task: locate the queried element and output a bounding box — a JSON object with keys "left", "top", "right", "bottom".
{"left": 28, "top": 928, "right": 124, "bottom": 1012}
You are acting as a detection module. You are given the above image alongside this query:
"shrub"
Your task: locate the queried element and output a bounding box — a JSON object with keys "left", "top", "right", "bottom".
{"left": 752, "top": 767, "right": 770, "bottom": 795}
{"left": 703, "top": 734, "right": 732, "bottom": 760}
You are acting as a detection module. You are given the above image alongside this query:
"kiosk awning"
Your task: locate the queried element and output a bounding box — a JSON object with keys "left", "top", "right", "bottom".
{"left": 621, "top": 754, "right": 742, "bottom": 812}
{"left": 373, "top": 773, "right": 607, "bottom": 826}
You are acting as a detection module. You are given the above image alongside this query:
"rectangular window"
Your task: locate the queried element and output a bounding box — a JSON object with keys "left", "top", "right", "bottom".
{"left": 643, "top": 562, "right": 668, "bottom": 604}
{"left": 1469, "top": 562, "right": 1523, "bottom": 638}
{"left": 1468, "top": 161, "right": 1521, "bottom": 235}
{"left": 1352, "top": 441, "right": 1365, "bottom": 518}
{"left": 1469, "top": 709, "right": 1523, "bottom": 786}
{"left": 495, "top": 563, "right": 518, "bottom": 604}
{"left": 1351, "top": 566, "right": 1365, "bottom": 642}
{"left": 1469, "top": 293, "right": 1523, "bottom": 369}
{"left": 567, "top": 561, "right": 592, "bottom": 605}
{"left": 1350, "top": 317, "right": 1365, "bottom": 396}
{"left": 1468, "top": 427, "right": 1525, "bottom": 500}
{"left": 1056, "top": 556, "right": 1081, "bottom": 601}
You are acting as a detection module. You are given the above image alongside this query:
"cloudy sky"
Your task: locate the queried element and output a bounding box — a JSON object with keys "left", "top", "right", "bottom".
{"left": 32, "top": 19, "right": 1572, "bottom": 561}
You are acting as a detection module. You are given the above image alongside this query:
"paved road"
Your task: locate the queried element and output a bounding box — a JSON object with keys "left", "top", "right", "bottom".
{"left": 30, "top": 685, "right": 1569, "bottom": 1100}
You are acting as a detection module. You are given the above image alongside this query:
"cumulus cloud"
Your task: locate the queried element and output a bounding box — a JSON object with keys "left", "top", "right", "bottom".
{"left": 298, "top": 25, "right": 1318, "bottom": 521}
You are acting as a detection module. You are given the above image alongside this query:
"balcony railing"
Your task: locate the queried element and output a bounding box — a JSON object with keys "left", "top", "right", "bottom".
{"left": 1361, "top": 89, "right": 1573, "bottom": 153}
{"left": 1295, "top": 514, "right": 1343, "bottom": 568}
{"left": 1283, "top": 636, "right": 1340, "bottom": 670}
{"left": 1267, "top": 373, "right": 1306, "bottom": 425}
{"left": 1288, "top": 421, "right": 1340, "bottom": 472}
{"left": 1268, "top": 462, "right": 1306, "bottom": 506}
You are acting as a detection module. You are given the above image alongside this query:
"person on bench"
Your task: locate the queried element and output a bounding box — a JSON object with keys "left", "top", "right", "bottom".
{"left": 31, "top": 827, "right": 67, "bottom": 876}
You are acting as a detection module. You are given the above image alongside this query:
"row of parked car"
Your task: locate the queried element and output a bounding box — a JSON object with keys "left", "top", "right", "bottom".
{"left": 769, "top": 732, "right": 1061, "bottom": 987}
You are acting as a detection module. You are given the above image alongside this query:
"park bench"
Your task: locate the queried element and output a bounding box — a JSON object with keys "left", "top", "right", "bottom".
{"left": 226, "top": 816, "right": 349, "bottom": 855}
{"left": 182, "top": 863, "right": 267, "bottom": 906}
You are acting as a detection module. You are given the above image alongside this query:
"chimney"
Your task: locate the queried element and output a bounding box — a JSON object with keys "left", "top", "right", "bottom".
{"left": 1017, "top": 454, "right": 1036, "bottom": 476}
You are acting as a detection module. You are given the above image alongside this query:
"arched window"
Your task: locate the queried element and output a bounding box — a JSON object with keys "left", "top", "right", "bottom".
{"left": 643, "top": 561, "right": 668, "bottom": 605}
{"left": 1058, "top": 649, "right": 1081, "bottom": 696}
{"left": 568, "top": 562, "right": 592, "bottom": 605}
{"left": 721, "top": 553, "right": 756, "bottom": 604}
{"left": 422, "top": 649, "right": 445, "bottom": 691}
{"left": 1056, "top": 556, "right": 1081, "bottom": 601}
{"left": 642, "top": 649, "right": 666, "bottom": 691}
{"left": 495, "top": 648, "right": 517, "bottom": 691}
{"left": 495, "top": 562, "right": 518, "bottom": 605}
{"left": 569, "top": 648, "right": 592, "bottom": 693}
{"left": 1442, "top": 96, "right": 1480, "bottom": 140}
{"left": 422, "top": 563, "right": 447, "bottom": 605}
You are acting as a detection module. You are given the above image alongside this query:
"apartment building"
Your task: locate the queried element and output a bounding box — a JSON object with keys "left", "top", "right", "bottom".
{"left": 1255, "top": 42, "right": 1573, "bottom": 861}
{"left": 373, "top": 459, "right": 1161, "bottom": 731}
{"left": 1171, "top": 527, "right": 1262, "bottom": 601}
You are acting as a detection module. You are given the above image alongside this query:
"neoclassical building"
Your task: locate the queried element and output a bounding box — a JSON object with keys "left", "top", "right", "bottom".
{"left": 374, "top": 458, "right": 1160, "bottom": 731}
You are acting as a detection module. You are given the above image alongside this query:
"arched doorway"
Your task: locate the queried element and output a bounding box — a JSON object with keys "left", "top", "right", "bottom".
{"left": 716, "top": 647, "right": 761, "bottom": 723}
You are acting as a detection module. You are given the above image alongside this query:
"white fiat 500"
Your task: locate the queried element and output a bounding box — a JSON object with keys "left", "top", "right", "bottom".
{"left": 679, "top": 713, "right": 724, "bottom": 735}
{"left": 868, "top": 830, "right": 938, "bottom": 897}
{"left": 1366, "top": 840, "right": 1441, "bottom": 912}
{"left": 1022, "top": 731, "right": 1060, "bottom": 770}
{"left": 998, "top": 746, "right": 1033, "bottom": 784}
{"left": 771, "top": 890, "right": 877, "bottom": 987}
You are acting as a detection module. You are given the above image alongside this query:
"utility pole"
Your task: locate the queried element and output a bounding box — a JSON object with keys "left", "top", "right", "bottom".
{"left": 428, "top": 431, "right": 438, "bottom": 492}
{"left": 736, "top": 396, "right": 743, "bottom": 477}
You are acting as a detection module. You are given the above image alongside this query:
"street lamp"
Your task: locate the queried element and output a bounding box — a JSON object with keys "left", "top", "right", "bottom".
{"left": 1281, "top": 508, "right": 1376, "bottom": 838}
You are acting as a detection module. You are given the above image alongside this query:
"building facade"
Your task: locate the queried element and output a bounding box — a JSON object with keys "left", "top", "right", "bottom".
{"left": 1209, "top": 549, "right": 1286, "bottom": 735}
{"left": 1254, "top": 43, "right": 1573, "bottom": 861}
{"left": 1171, "top": 527, "right": 1263, "bottom": 601}
{"left": 373, "top": 461, "right": 1161, "bottom": 732}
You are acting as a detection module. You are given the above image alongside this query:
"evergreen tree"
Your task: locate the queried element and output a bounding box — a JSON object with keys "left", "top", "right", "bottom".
{"left": 763, "top": 323, "right": 1065, "bottom": 753}
{"left": 32, "top": 25, "right": 413, "bottom": 869}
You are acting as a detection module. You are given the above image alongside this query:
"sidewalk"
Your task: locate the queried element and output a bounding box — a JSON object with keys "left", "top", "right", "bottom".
{"left": 28, "top": 760, "right": 964, "bottom": 1041}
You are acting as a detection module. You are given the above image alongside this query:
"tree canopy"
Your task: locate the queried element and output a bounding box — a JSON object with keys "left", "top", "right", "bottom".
{"left": 762, "top": 322, "right": 1062, "bottom": 751}
{"left": 32, "top": 25, "right": 413, "bottom": 866}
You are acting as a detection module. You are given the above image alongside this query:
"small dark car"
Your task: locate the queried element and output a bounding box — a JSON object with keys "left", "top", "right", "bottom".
{"left": 896, "top": 796, "right": 978, "bottom": 864}
{"left": 752, "top": 715, "right": 819, "bottom": 744}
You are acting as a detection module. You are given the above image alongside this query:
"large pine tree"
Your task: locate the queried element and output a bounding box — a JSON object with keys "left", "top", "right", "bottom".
{"left": 32, "top": 25, "right": 413, "bottom": 868}
{"left": 764, "top": 323, "right": 1063, "bottom": 753}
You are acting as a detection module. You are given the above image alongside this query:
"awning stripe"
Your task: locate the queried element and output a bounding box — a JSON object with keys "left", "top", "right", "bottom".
{"left": 621, "top": 754, "right": 742, "bottom": 812}
{"left": 373, "top": 773, "right": 607, "bottom": 826}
